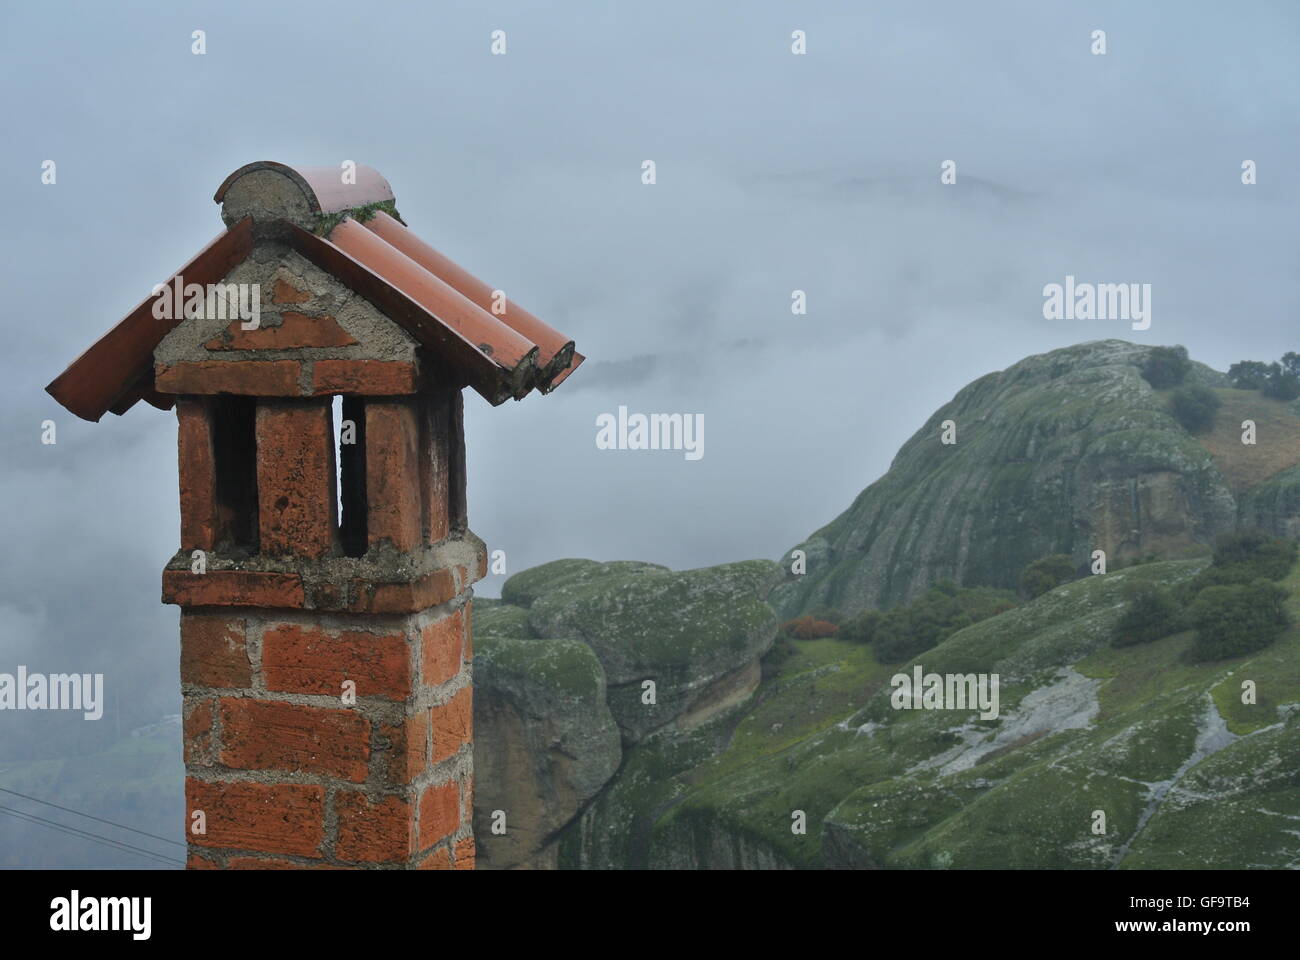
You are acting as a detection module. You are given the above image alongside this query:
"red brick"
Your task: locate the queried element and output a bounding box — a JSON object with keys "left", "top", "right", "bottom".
{"left": 453, "top": 836, "right": 475, "bottom": 870}
{"left": 463, "top": 599, "right": 474, "bottom": 660}
{"left": 183, "top": 698, "right": 215, "bottom": 767}
{"left": 262, "top": 623, "right": 411, "bottom": 700}
{"left": 421, "top": 609, "right": 464, "bottom": 687}
{"left": 180, "top": 615, "right": 251, "bottom": 688}
{"left": 350, "top": 569, "right": 457, "bottom": 614}
{"left": 365, "top": 401, "right": 421, "bottom": 551}
{"left": 379, "top": 711, "right": 429, "bottom": 784}
{"left": 430, "top": 687, "right": 472, "bottom": 764}
{"left": 418, "top": 781, "right": 460, "bottom": 849}
{"left": 256, "top": 402, "right": 335, "bottom": 558}
{"left": 272, "top": 279, "right": 311, "bottom": 304}
{"left": 156, "top": 360, "right": 302, "bottom": 396}
{"left": 176, "top": 401, "right": 217, "bottom": 551}
{"left": 186, "top": 778, "right": 324, "bottom": 857}
{"left": 163, "top": 569, "right": 305, "bottom": 609}
{"left": 219, "top": 698, "right": 370, "bottom": 782}
{"left": 418, "top": 847, "right": 451, "bottom": 870}
{"left": 205, "top": 312, "right": 357, "bottom": 351}
{"left": 187, "top": 852, "right": 219, "bottom": 869}
{"left": 311, "top": 360, "right": 416, "bottom": 395}
{"left": 334, "top": 792, "right": 416, "bottom": 863}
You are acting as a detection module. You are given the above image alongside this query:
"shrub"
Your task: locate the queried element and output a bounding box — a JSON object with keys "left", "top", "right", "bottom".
{"left": 1186, "top": 529, "right": 1299, "bottom": 593}
{"left": 781, "top": 616, "right": 839, "bottom": 640}
{"left": 1169, "top": 384, "right": 1222, "bottom": 434}
{"left": 1262, "top": 371, "right": 1300, "bottom": 402}
{"left": 1227, "top": 355, "right": 1300, "bottom": 400}
{"left": 1020, "top": 554, "right": 1077, "bottom": 599}
{"left": 1228, "top": 360, "right": 1271, "bottom": 390}
{"left": 807, "top": 606, "right": 845, "bottom": 626}
{"left": 1113, "top": 552, "right": 1164, "bottom": 571}
{"left": 760, "top": 637, "right": 796, "bottom": 679}
{"left": 868, "top": 584, "right": 1017, "bottom": 664}
{"left": 1141, "top": 346, "right": 1190, "bottom": 388}
{"left": 1188, "top": 580, "right": 1291, "bottom": 661}
{"left": 838, "top": 609, "right": 882, "bottom": 644}
{"left": 1112, "top": 582, "right": 1185, "bottom": 647}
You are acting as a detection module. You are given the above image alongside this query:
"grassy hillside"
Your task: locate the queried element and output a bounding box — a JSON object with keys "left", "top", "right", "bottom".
{"left": 557, "top": 557, "right": 1300, "bottom": 869}
{"left": 1188, "top": 387, "right": 1300, "bottom": 493}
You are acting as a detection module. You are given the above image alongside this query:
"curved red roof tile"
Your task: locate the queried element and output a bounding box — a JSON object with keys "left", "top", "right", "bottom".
{"left": 46, "top": 217, "right": 254, "bottom": 421}
{"left": 323, "top": 218, "right": 542, "bottom": 397}
{"left": 361, "top": 211, "right": 578, "bottom": 388}
{"left": 213, "top": 161, "right": 394, "bottom": 216}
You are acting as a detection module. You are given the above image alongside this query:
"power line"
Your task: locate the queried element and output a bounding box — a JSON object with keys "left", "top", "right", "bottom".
{"left": 0, "top": 785, "right": 184, "bottom": 847}
{"left": 0, "top": 804, "right": 183, "bottom": 867}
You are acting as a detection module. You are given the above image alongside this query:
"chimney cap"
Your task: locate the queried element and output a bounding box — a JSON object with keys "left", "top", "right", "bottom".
{"left": 214, "top": 161, "right": 395, "bottom": 229}
{"left": 45, "top": 162, "right": 584, "bottom": 421}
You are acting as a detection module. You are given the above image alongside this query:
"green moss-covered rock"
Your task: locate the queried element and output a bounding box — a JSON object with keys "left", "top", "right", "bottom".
{"left": 472, "top": 600, "right": 534, "bottom": 641}
{"left": 527, "top": 559, "right": 781, "bottom": 742}
{"left": 772, "top": 340, "right": 1237, "bottom": 618}
{"left": 500, "top": 558, "right": 668, "bottom": 608}
{"left": 471, "top": 620, "right": 621, "bottom": 869}
{"left": 1238, "top": 463, "right": 1300, "bottom": 539}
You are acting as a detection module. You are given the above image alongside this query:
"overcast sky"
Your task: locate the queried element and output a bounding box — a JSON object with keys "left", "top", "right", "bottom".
{"left": 1, "top": 1, "right": 1297, "bottom": 744}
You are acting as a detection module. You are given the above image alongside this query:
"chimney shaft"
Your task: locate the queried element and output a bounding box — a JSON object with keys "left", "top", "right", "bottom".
{"left": 177, "top": 389, "right": 477, "bottom": 870}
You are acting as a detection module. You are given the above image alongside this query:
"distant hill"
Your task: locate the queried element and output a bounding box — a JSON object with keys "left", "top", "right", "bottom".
{"left": 770, "top": 339, "right": 1300, "bottom": 618}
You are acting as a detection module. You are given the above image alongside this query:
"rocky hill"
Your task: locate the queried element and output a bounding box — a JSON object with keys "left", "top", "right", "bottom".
{"left": 770, "top": 339, "right": 1300, "bottom": 617}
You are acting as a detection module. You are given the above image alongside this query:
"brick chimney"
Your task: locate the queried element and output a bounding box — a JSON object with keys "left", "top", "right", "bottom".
{"left": 45, "top": 161, "right": 583, "bottom": 869}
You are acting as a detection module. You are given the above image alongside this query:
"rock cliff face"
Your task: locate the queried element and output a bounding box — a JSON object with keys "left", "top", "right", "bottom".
{"left": 1239, "top": 464, "right": 1300, "bottom": 540}
{"left": 471, "top": 559, "right": 780, "bottom": 868}
{"left": 771, "top": 340, "right": 1241, "bottom": 617}
{"left": 471, "top": 601, "right": 621, "bottom": 870}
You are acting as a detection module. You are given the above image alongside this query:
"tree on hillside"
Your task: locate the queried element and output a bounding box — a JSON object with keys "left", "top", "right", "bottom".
{"left": 1020, "top": 554, "right": 1077, "bottom": 599}
{"left": 1141, "top": 345, "right": 1191, "bottom": 388}
{"left": 1227, "top": 354, "right": 1300, "bottom": 400}
{"left": 1112, "top": 581, "right": 1185, "bottom": 647}
{"left": 1228, "top": 360, "right": 1271, "bottom": 389}
{"left": 1188, "top": 580, "right": 1291, "bottom": 661}
{"left": 1188, "top": 529, "right": 1299, "bottom": 591}
{"left": 868, "top": 583, "right": 1016, "bottom": 663}
{"left": 1169, "top": 384, "right": 1222, "bottom": 434}
{"left": 1262, "top": 365, "right": 1300, "bottom": 401}
{"left": 839, "top": 609, "right": 882, "bottom": 644}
